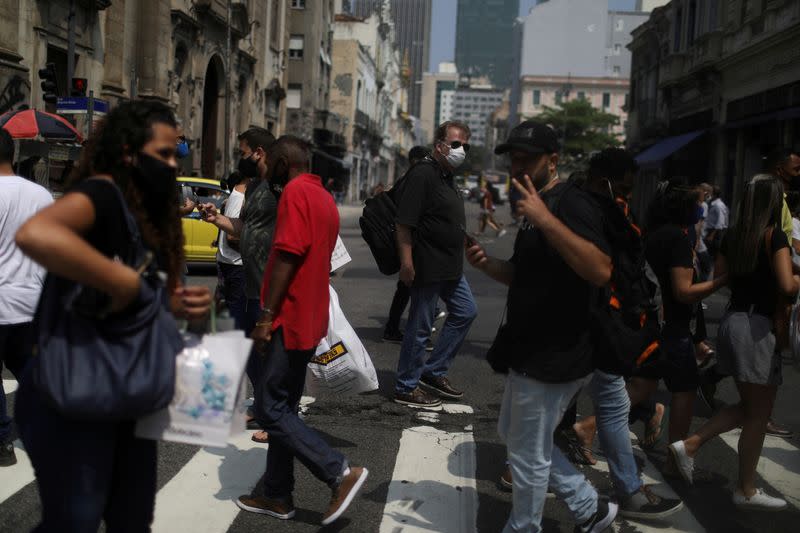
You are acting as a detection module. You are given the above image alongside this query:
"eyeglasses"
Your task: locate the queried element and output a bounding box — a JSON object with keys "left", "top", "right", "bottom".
{"left": 440, "top": 140, "right": 470, "bottom": 152}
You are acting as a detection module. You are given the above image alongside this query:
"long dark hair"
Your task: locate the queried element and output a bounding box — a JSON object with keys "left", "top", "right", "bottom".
{"left": 69, "top": 101, "right": 184, "bottom": 289}
{"left": 644, "top": 179, "right": 698, "bottom": 233}
{"left": 726, "top": 174, "right": 784, "bottom": 276}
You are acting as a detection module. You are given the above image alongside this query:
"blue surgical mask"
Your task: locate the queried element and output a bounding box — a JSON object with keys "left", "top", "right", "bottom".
{"left": 176, "top": 140, "right": 190, "bottom": 159}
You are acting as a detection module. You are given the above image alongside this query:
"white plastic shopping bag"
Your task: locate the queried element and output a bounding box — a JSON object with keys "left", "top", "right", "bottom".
{"left": 136, "top": 330, "right": 253, "bottom": 447}
{"left": 307, "top": 285, "right": 379, "bottom": 395}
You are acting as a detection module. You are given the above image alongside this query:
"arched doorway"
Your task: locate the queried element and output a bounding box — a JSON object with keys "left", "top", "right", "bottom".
{"left": 201, "top": 56, "right": 224, "bottom": 179}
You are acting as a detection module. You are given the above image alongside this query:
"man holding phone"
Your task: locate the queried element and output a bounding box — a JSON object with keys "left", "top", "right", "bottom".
{"left": 393, "top": 121, "right": 478, "bottom": 408}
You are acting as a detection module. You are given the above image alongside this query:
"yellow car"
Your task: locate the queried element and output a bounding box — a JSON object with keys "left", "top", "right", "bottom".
{"left": 178, "top": 177, "right": 229, "bottom": 264}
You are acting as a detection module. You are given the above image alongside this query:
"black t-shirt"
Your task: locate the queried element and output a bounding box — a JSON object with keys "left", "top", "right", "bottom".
{"left": 506, "top": 182, "right": 610, "bottom": 383}
{"left": 240, "top": 179, "right": 278, "bottom": 299}
{"left": 71, "top": 179, "right": 130, "bottom": 260}
{"left": 645, "top": 225, "right": 694, "bottom": 336}
{"left": 395, "top": 161, "right": 466, "bottom": 285}
{"left": 725, "top": 228, "right": 789, "bottom": 316}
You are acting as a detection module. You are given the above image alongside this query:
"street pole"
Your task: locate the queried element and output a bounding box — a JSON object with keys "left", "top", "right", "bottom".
{"left": 223, "top": 0, "right": 232, "bottom": 180}
{"left": 87, "top": 90, "right": 94, "bottom": 137}
{"left": 67, "top": 0, "right": 76, "bottom": 93}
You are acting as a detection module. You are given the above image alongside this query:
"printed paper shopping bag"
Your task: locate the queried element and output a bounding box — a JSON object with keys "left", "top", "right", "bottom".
{"left": 307, "top": 285, "right": 379, "bottom": 395}
{"left": 136, "top": 331, "right": 252, "bottom": 447}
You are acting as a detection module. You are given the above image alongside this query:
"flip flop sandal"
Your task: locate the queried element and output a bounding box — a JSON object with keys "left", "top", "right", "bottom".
{"left": 251, "top": 431, "right": 269, "bottom": 444}
{"left": 565, "top": 439, "right": 596, "bottom": 465}
{"left": 641, "top": 419, "right": 662, "bottom": 450}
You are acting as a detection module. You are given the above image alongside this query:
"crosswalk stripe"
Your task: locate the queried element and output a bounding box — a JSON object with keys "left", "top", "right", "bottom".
{"left": 379, "top": 425, "right": 477, "bottom": 533}
{"left": 718, "top": 429, "right": 800, "bottom": 507}
{"left": 588, "top": 433, "right": 705, "bottom": 533}
{"left": 151, "top": 431, "right": 266, "bottom": 533}
{"left": 3, "top": 379, "right": 18, "bottom": 394}
{"left": 0, "top": 440, "right": 36, "bottom": 503}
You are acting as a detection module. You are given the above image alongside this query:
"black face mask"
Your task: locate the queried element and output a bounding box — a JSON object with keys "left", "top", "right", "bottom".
{"left": 237, "top": 155, "right": 259, "bottom": 178}
{"left": 131, "top": 152, "right": 177, "bottom": 217}
{"left": 791, "top": 175, "right": 800, "bottom": 190}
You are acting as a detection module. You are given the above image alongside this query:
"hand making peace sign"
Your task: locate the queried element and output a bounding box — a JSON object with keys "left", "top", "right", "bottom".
{"left": 511, "top": 174, "right": 554, "bottom": 227}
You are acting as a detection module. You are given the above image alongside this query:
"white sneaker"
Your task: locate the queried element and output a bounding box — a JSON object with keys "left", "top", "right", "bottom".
{"left": 733, "top": 488, "right": 787, "bottom": 511}
{"left": 668, "top": 440, "right": 694, "bottom": 485}
{"left": 497, "top": 228, "right": 508, "bottom": 238}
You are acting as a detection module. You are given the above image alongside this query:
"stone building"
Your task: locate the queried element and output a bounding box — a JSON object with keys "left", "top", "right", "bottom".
{"left": 627, "top": 0, "right": 800, "bottom": 212}
{"left": 0, "top": 0, "right": 291, "bottom": 181}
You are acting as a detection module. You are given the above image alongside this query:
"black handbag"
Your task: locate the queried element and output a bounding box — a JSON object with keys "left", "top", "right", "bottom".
{"left": 31, "top": 181, "right": 184, "bottom": 420}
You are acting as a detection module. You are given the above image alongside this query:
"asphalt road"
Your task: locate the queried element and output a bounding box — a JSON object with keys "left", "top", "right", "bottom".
{"left": 2, "top": 200, "right": 800, "bottom": 533}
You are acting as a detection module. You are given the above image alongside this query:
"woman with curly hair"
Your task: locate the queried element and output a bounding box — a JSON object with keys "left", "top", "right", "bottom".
{"left": 14, "top": 100, "right": 212, "bottom": 532}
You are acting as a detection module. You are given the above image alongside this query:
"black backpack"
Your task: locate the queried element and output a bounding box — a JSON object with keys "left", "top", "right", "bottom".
{"left": 359, "top": 158, "right": 437, "bottom": 275}
{"left": 589, "top": 194, "right": 661, "bottom": 375}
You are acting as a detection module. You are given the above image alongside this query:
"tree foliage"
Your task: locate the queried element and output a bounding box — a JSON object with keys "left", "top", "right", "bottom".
{"left": 531, "top": 99, "right": 622, "bottom": 166}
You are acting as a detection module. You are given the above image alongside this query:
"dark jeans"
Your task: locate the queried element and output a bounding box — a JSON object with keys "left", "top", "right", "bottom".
{"left": 243, "top": 298, "right": 263, "bottom": 388}
{"left": 15, "top": 372, "right": 156, "bottom": 532}
{"left": 254, "top": 328, "right": 346, "bottom": 499}
{"left": 0, "top": 322, "right": 34, "bottom": 443}
{"left": 385, "top": 281, "right": 410, "bottom": 334}
{"left": 218, "top": 262, "right": 247, "bottom": 331}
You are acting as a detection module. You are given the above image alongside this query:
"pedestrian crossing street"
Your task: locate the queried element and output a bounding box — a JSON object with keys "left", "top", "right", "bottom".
{"left": 2, "top": 378, "right": 800, "bottom": 532}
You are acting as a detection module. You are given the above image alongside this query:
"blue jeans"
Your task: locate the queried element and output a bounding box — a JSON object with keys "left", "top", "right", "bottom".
{"left": 498, "top": 370, "right": 597, "bottom": 533}
{"left": 0, "top": 322, "right": 34, "bottom": 443}
{"left": 16, "top": 370, "right": 156, "bottom": 532}
{"left": 242, "top": 298, "right": 263, "bottom": 388}
{"left": 253, "top": 328, "right": 346, "bottom": 499}
{"left": 395, "top": 275, "right": 477, "bottom": 393}
{"left": 217, "top": 262, "right": 247, "bottom": 331}
{"left": 589, "top": 369, "right": 642, "bottom": 499}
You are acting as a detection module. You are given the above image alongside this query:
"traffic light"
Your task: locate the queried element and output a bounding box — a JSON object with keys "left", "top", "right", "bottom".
{"left": 70, "top": 77, "right": 87, "bottom": 97}
{"left": 39, "top": 63, "right": 58, "bottom": 104}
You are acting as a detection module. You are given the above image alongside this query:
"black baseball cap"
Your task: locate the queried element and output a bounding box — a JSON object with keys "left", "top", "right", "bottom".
{"left": 494, "top": 120, "right": 560, "bottom": 155}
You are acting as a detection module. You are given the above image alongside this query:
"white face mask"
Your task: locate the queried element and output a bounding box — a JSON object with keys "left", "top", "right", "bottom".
{"left": 444, "top": 145, "right": 467, "bottom": 169}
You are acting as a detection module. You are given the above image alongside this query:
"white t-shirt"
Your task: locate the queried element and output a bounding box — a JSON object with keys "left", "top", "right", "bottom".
{"left": 0, "top": 176, "right": 53, "bottom": 324}
{"left": 792, "top": 218, "right": 800, "bottom": 268}
{"left": 705, "top": 198, "right": 729, "bottom": 231}
{"left": 216, "top": 188, "right": 244, "bottom": 265}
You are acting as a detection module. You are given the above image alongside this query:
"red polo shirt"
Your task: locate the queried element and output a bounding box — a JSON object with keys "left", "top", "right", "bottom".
{"left": 260, "top": 174, "right": 339, "bottom": 351}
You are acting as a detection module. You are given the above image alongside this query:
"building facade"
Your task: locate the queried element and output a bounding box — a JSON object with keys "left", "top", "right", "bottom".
{"left": 455, "top": 0, "right": 520, "bottom": 89}
{"left": 518, "top": 75, "right": 629, "bottom": 137}
{"left": 419, "top": 63, "right": 458, "bottom": 144}
{"left": 449, "top": 87, "right": 505, "bottom": 146}
{"left": 0, "top": 0, "right": 292, "bottom": 183}
{"left": 346, "top": 0, "right": 431, "bottom": 118}
{"left": 627, "top": 0, "right": 800, "bottom": 212}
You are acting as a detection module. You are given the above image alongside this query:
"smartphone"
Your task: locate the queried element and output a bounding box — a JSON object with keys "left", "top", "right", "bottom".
{"left": 461, "top": 226, "right": 477, "bottom": 247}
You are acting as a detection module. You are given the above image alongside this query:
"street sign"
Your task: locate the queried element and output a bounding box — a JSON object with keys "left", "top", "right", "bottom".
{"left": 56, "top": 96, "right": 108, "bottom": 115}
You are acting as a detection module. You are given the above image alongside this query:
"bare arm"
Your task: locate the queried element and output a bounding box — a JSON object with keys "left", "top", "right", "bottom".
{"left": 466, "top": 243, "right": 515, "bottom": 286}
{"left": 15, "top": 191, "right": 141, "bottom": 311}
{"left": 199, "top": 202, "right": 244, "bottom": 238}
{"left": 537, "top": 211, "right": 612, "bottom": 287}
{"left": 670, "top": 266, "right": 727, "bottom": 304}
{"left": 772, "top": 247, "right": 800, "bottom": 298}
{"left": 396, "top": 223, "right": 415, "bottom": 286}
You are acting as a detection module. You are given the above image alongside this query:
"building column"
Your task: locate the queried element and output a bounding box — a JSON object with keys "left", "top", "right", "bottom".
{"left": 0, "top": 0, "right": 29, "bottom": 114}
{"left": 135, "top": 0, "right": 170, "bottom": 101}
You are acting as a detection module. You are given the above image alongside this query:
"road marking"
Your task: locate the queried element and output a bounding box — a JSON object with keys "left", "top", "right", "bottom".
{"left": 379, "top": 425, "right": 477, "bottom": 533}
{"left": 441, "top": 403, "right": 474, "bottom": 414}
{"left": 151, "top": 431, "right": 266, "bottom": 533}
{"left": 3, "top": 379, "right": 18, "bottom": 394}
{"left": 719, "top": 429, "right": 800, "bottom": 507}
{"left": 589, "top": 432, "right": 704, "bottom": 533}
{"left": 0, "top": 440, "right": 35, "bottom": 503}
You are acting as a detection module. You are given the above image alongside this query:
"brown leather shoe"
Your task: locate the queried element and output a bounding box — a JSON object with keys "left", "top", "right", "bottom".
{"left": 394, "top": 387, "right": 442, "bottom": 408}
{"left": 236, "top": 495, "right": 295, "bottom": 519}
{"left": 419, "top": 375, "right": 463, "bottom": 400}
{"left": 321, "top": 466, "right": 369, "bottom": 525}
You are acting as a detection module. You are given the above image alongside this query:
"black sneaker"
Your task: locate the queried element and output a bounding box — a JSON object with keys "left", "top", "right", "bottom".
{"left": 575, "top": 497, "right": 618, "bottom": 533}
{"left": 394, "top": 387, "right": 442, "bottom": 408}
{"left": 619, "top": 485, "right": 683, "bottom": 520}
{"left": 419, "top": 375, "right": 463, "bottom": 400}
{"left": 383, "top": 330, "right": 403, "bottom": 344}
{"left": 0, "top": 442, "right": 18, "bottom": 467}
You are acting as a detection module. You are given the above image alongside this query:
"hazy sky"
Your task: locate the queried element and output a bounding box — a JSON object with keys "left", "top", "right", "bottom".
{"left": 429, "top": 0, "right": 638, "bottom": 72}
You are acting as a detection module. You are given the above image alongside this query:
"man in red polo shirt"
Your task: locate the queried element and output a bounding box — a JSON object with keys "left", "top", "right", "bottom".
{"left": 236, "top": 136, "right": 368, "bottom": 526}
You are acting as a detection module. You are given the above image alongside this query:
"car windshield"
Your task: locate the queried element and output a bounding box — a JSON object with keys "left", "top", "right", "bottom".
{"left": 179, "top": 183, "right": 228, "bottom": 210}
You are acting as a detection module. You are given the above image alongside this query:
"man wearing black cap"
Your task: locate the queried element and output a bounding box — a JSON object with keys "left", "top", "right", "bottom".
{"left": 467, "top": 121, "right": 617, "bottom": 532}
{"left": 393, "top": 122, "right": 478, "bottom": 408}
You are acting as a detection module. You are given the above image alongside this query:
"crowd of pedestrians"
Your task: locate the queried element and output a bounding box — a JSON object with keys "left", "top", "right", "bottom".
{"left": 1, "top": 101, "right": 799, "bottom": 533}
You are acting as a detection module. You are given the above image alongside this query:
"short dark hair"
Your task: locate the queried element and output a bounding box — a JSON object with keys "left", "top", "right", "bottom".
{"left": 238, "top": 127, "right": 276, "bottom": 152}
{"left": 408, "top": 145, "right": 429, "bottom": 164}
{"left": 587, "top": 148, "right": 638, "bottom": 184}
{"left": 268, "top": 135, "right": 311, "bottom": 172}
{"left": 434, "top": 121, "right": 471, "bottom": 143}
{"left": 0, "top": 128, "right": 14, "bottom": 165}
{"left": 226, "top": 170, "right": 244, "bottom": 190}
{"left": 764, "top": 147, "right": 798, "bottom": 173}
